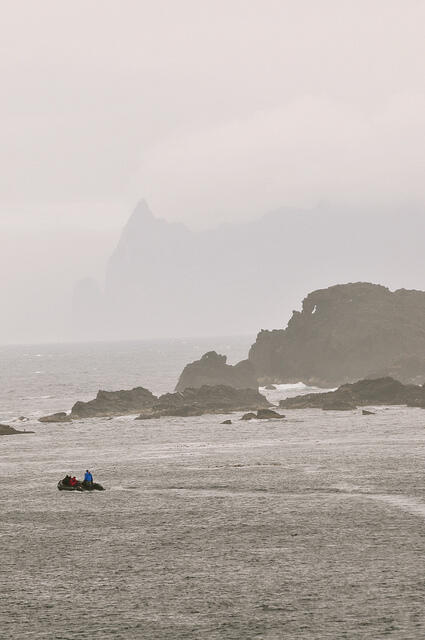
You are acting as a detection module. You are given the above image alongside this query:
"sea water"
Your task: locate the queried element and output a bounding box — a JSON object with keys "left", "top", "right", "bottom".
{"left": 2, "top": 337, "right": 425, "bottom": 639}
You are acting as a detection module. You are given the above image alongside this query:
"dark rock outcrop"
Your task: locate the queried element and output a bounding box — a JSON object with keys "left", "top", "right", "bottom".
{"left": 256, "top": 408, "right": 285, "bottom": 419}
{"left": 39, "top": 412, "right": 71, "bottom": 423}
{"left": 279, "top": 377, "right": 425, "bottom": 410}
{"left": 176, "top": 351, "right": 258, "bottom": 392}
{"left": 362, "top": 409, "right": 375, "bottom": 415}
{"left": 71, "top": 387, "right": 157, "bottom": 418}
{"left": 221, "top": 419, "right": 232, "bottom": 424}
{"left": 40, "top": 384, "right": 269, "bottom": 422}
{"left": 240, "top": 409, "right": 285, "bottom": 420}
{"left": 0, "top": 423, "right": 34, "bottom": 435}
{"left": 136, "top": 385, "right": 270, "bottom": 420}
{"left": 249, "top": 283, "right": 425, "bottom": 387}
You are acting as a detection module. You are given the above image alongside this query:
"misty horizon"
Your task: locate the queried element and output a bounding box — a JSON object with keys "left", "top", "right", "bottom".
{"left": 2, "top": 196, "right": 425, "bottom": 345}
{"left": 2, "top": 1, "right": 425, "bottom": 344}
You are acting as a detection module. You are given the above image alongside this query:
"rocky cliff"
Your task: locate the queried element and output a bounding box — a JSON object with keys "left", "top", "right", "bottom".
{"left": 248, "top": 283, "right": 425, "bottom": 387}
{"left": 175, "top": 351, "right": 258, "bottom": 391}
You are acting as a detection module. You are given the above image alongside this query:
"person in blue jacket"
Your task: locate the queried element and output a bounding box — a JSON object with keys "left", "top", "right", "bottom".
{"left": 84, "top": 469, "right": 93, "bottom": 486}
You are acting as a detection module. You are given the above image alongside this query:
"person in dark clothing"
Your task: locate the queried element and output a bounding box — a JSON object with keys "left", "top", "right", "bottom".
{"left": 62, "top": 475, "right": 71, "bottom": 486}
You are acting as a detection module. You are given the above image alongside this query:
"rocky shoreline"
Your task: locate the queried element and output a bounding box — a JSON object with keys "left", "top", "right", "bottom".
{"left": 39, "top": 384, "right": 271, "bottom": 423}
{"left": 37, "top": 376, "right": 425, "bottom": 423}
{"left": 279, "top": 377, "right": 425, "bottom": 411}
{"left": 135, "top": 386, "right": 270, "bottom": 420}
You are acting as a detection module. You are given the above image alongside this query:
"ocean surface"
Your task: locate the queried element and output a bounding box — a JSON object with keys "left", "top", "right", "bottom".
{"left": 2, "top": 337, "right": 425, "bottom": 639}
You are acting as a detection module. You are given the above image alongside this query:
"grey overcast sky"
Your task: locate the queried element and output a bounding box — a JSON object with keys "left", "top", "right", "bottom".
{"left": 1, "top": 0, "right": 425, "bottom": 229}
{"left": 1, "top": 0, "right": 425, "bottom": 342}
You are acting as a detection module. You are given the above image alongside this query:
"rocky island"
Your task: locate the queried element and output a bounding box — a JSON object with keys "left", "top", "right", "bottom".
{"left": 248, "top": 283, "right": 425, "bottom": 387}
{"left": 279, "top": 377, "right": 425, "bottom": 410}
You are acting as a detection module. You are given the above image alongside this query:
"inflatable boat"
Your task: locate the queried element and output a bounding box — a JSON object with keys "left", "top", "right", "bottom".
{"left": 57, "top": 480, "right": 105, "bottom": 491}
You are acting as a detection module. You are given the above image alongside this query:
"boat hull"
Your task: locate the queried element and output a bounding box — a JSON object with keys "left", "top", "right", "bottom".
{"left": 57, "top": 480, "right": 104, "bottom": 491}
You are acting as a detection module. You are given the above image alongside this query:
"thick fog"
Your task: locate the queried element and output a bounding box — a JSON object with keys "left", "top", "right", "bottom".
{"left": 1, "top": 1, "right": 425, "bottom": 343}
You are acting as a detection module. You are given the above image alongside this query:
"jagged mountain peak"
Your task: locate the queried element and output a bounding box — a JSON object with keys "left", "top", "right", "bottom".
{"left": 122, "top": 199, "right": 190, "bottom": 236}
{"left": 123, "top": 199, "right": 155, "bottom": 231}
{"left": 132, "top": 198, "right": 154, "bottom": 219}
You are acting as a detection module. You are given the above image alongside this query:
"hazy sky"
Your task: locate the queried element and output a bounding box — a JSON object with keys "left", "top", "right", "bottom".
{"left": 1, "top": 0, "right": 425, "bottom": 342}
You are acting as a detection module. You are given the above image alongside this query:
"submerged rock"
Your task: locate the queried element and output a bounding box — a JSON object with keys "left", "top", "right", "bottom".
{"left": 136, "top": 385, "right": 270, "bottom": 420}
{"left": 0, "top": 423, "right": 34, "bottom": 435}
{"left": 70, "top": 387, "right": 157, "bottom": 418}
{"left": 362, "top": 409, "right": 375, "bottom": 415}
{"left": 176, "top": 351, "right": 258, "bottom": 392}
{"left": 279, "top": 377, "right": 425, "bottom": 410}
{"left": 221, "top": 419, "right": 232, "bottom": 424}
{"left": 264, "top": 384, "right": 277, "bottom": 390}
{"left": 241, "top": 412, "right": 257, "bottom": 421}
{"left": 39, "top": 412, "right": 71, "bottom": 423}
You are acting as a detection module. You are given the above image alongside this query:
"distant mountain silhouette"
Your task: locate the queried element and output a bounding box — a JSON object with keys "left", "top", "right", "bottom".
{"left": 71, "top": 200, "right": 425, "bottom": 341}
